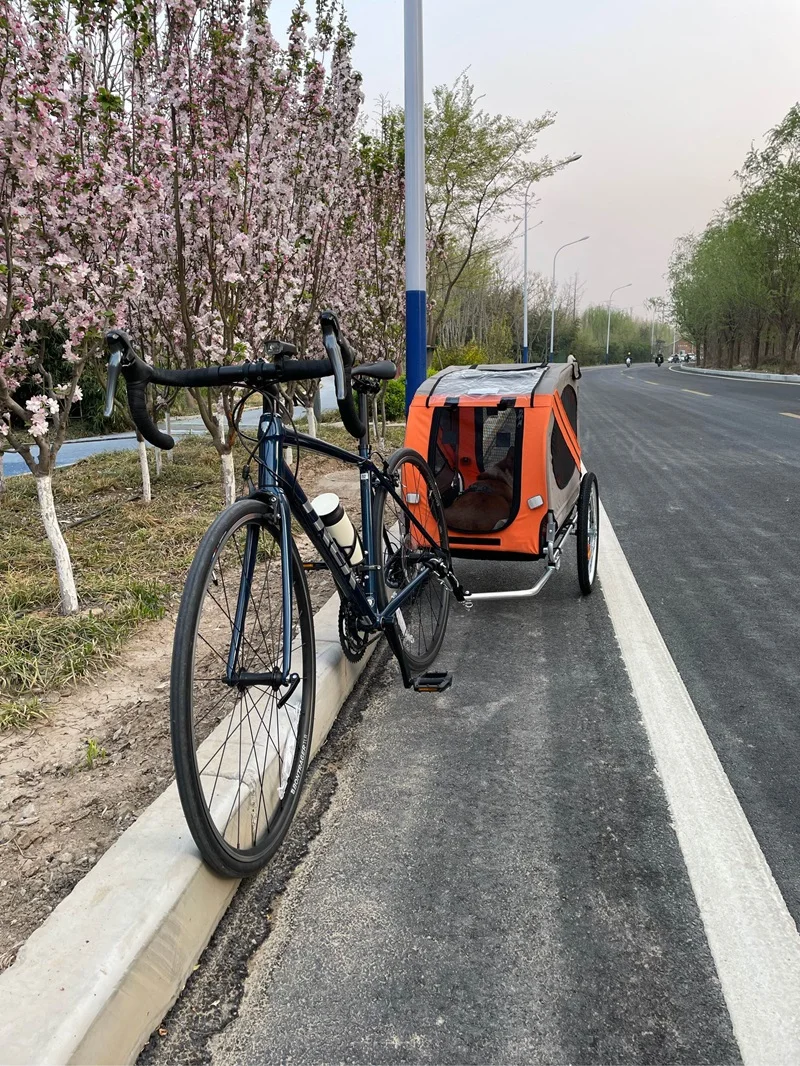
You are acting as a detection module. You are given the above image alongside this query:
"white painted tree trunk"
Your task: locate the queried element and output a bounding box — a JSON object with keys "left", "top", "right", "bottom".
{"left": 0, "top": 451, "right": 4, "bottom": 495}
{"left": 154, "top": 447, "right": 163, "bottom": 478}
{"left": 305, "top": 404, "right": 317, "bottom": 438}
{"left": 221, "top": 450, "right": 236, "bottom": 505}
{"left": 36, "top": 474, "right": 79, "bottom": 615}
{"left": 138, "top": 439, "right": 152, "bottom": 503}
{"left": 165, "top": 410, "right": 173, "bottom": 463}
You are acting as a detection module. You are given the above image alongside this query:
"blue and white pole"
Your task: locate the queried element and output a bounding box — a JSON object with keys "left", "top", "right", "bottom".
{"left": 404, "top": 0, "right": 426, "bottom": 411}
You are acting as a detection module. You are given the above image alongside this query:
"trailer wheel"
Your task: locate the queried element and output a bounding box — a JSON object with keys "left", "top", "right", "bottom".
{"left": 577, "top": 472, "right": 599, "bottom": 595}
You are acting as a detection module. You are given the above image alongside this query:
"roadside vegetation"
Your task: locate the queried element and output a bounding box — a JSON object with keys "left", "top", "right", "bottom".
{"left": 670, "top": 104, "right": 800, "bottom": 373}
{"left": 0, "top": 423, "right": 405, "bottom": 728}
{"left": 0, "top": 438, "right": 223, "bottom": 724}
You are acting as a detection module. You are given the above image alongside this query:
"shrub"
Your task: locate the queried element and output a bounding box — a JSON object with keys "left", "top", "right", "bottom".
{"left": 383, "top": 377, "right": 406, "bottom": 421}
{"left": 430, "top": 343, "right": 487, "bottom": 368}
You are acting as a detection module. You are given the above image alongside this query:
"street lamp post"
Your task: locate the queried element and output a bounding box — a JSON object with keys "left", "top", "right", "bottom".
{"left": 404, "top": 0, "right": 426, "bottom": 411}
{"left": 550, "top": 236, "right": 589, "bottom": 361}
{"left": 521, "top": 216, "right": 542, "bottom": 362}
{"left": 521, "top": 154, "right": 581, "bottom": 363}
{"left": 605, "top": 283, "right": 632, "bottom": 364}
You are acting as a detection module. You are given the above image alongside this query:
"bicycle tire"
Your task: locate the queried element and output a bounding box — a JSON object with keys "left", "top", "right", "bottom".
{"left": 171, "top": 497, "right": 315, "bottom": 877}
{"left": 373, "top": 447, "right": 451, "bottom": 673}
{"left": 577, "top": 472, "right": 599, "bottom": 595}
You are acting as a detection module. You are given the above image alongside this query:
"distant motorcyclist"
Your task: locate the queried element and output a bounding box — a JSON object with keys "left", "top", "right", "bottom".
{"left": 655, "top": 353, "right": 663, "bottom": 367}
{"left": 625, "top": 355, "right": 632, "bottom": 368}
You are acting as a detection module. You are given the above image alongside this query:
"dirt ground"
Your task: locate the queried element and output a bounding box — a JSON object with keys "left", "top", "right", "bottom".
{"left": 0, "top": 457, "right": 366, "bottom": 972}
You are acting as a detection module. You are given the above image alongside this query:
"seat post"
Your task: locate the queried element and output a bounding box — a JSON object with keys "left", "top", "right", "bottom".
{"left": 357, "top": 389, "right": 370, "bottom": 459}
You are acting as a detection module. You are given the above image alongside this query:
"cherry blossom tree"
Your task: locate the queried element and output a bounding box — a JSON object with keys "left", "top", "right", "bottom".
{"left": 132, "top": 0, "right": 366, "bottom": 497}
{"left": 0, "top": 0, "right": 163, "bottom": 612}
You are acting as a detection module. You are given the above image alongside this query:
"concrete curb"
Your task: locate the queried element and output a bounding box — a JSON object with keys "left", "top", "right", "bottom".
{"left": 0, "top": 591, "right": 374, "bottom": 1066}
{"left": 673, "top": 365, "right": 800, "bottom": 384}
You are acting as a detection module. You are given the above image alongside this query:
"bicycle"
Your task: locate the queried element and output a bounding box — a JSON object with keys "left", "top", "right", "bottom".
{"left": 104, "top": 311, "right": 465, "bottom": 878}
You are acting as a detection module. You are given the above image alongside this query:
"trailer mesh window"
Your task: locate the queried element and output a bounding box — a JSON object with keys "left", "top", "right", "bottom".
{"left": 429, "top": 406, "right": 523, "bottom": 533}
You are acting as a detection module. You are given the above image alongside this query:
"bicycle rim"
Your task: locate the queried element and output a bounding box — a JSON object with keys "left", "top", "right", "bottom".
{"left": 171, "top": 499, "right": 315, "bottom": 877}
{"left": 375, "top": 448, "right": 451, "bottom": 672}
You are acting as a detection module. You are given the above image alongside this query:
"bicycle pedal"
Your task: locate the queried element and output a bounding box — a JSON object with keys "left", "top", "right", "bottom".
{"left": 412, "top": 671, "right": 453, "bottom": 693}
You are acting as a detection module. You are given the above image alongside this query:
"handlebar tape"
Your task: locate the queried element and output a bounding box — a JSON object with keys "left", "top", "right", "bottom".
{"left": 124, "top": 358, "right": 176, "bottom": 451}
{"left": 319, "top": 311, "right": 366, "bottom": 440}
{"left": 337, "top": 379, "right": 366, "bottom": 440}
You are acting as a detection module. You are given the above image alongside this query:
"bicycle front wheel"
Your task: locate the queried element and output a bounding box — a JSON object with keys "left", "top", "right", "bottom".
{"left": 373, "top": 447, "right": 451, "bottom": 673}
{"left": 171, "top": 497, "right": 315, "bottom": 878}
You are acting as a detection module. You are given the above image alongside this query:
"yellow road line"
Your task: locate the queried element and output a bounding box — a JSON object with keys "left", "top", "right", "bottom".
{"left": 781, "top": 411, "right": 800, "bottom": 420}
{"left": 682, "top": 388, "right": 710, "bottom": 397}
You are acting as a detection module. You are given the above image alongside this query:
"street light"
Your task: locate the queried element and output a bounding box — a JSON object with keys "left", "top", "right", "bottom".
{"left": 404, "top": 0, "right": 426, "bottom": 411}
{"left": 605, "top": 283, "right": 632, "bottom": 364}
{"left": 521, "top": 154, "right": 581, "bottom": 363}
{"left": 521, "top": 219, "right": 543, "bottom": 361}
{"left": 550, "top": 236, "right": 590, "bottom": 362}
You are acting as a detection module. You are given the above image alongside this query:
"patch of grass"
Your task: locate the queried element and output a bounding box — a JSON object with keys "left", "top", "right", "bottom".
{"left": 306, "top": 423, "right": 406, "bottom": 453}
{"left": 0, "top": 436, "right": 229, "bottom": 721}
{"left": 0, "top": 428, "right": 391, "bottom": 727}
{"left": 0, "top": 697, "right": 49, "bottom": 730}
{"left": 84, "top": 737, "right": 108, "bottom": 769}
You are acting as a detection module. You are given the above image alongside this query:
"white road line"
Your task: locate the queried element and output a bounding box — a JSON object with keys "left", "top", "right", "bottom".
{"left": 780, "top": 411, "right": 800, "bottom": 420}
{"left": 681, "top": 387, "right": 710, "bottom": 396}
{"left": 598, "top": 501, "right": 800, "bottom": 1064}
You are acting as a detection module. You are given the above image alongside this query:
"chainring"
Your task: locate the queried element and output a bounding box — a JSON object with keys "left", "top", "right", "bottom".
{"left": 338, "top": 600, "right": 370, "bottom": 663}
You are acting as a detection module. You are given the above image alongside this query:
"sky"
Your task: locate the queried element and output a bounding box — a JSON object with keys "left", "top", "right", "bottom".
{"left": 271, "top": 0, "right": 800, "bottom": 311}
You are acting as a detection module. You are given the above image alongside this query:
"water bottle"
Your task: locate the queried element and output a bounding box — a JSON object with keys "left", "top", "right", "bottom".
{"left": 311, "top": 492, "right": 363, "bottom": 565}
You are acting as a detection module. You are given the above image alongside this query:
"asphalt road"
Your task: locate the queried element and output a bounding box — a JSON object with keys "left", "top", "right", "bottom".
{"left": 580, "top": 364, "right": 800, "bottom": 923}
{"left": 139, "top": 362, "right": 800, "bottom": 1064}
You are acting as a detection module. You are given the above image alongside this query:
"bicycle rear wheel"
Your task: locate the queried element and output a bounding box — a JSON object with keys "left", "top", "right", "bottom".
{"left": 171, "top": 497, "right": 315, "bottom": 878}
{"left": 373, "top": 447, "right": 451, "bottom": 673}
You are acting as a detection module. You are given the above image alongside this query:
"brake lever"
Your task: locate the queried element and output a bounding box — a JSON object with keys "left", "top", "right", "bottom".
{"left": 103, "top": 348, "right": 123, "bottom": 418}
{"left": 322, "top": 332, "right": 347, "bottom": 401}
{"left": 104, "top": 329, "right": 135, "bottom": 418}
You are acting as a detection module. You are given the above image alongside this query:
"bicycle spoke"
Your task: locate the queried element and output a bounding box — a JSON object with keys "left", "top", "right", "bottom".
{"left": 177, "top": 506, "right": 312, "bottom": 875}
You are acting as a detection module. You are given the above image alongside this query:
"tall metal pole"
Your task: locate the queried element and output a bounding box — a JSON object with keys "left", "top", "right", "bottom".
{"left": 672, "top": 323, "right": 677, "bottom": 358}
{"left": 650, "top": 313, "right": 656, "bottom": 354}
{"left": 404, "top": 0, "right": 426, "bottom": 411}
{"left": 522, "top": 193, "right": 529, "bottom": 363}
{"left": 605, "top": 282, "right": 632, "bottom": 364}
{"left": 550, "top": 236, "right": 589, "bottom": 362}
{"left": 521, "top": 212, "right": 542, "bottom": 363}
{"left": 520, "top": 155, "right": 580, "bottom": 364}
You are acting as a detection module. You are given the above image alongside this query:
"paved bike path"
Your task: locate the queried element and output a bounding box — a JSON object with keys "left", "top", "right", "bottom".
{"left": 144, "top": 550, "right": 738, "bottom": 1063}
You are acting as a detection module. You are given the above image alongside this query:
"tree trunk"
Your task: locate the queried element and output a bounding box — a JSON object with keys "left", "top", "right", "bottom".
{"left": 138, "top": 438, "right": 152, "bottom": 503}
{"left": 154, "top": 447, "right": 163, "bottom": 478}
{"left": 36, "top": 474, "right": 79, "bottom": 615}
{"left": 305, "top": 403, "right": 317, "bottom": 438}
{"left": 165, "top": 410, "right": 173, "bottom": 463}
{"left": 726, "top": 335, "right": 735, "bottom": 369}
{"left": 780, "top": 323, "right": 790, "bottom": 374}
{"left": 0, "top": 451, "right": 4, "bottom": 496}
{"left": 221, "top": 450, "right": 236, "bottom": 506}
{"left": 790, "top": 327, "right": 800, "bottom": 371}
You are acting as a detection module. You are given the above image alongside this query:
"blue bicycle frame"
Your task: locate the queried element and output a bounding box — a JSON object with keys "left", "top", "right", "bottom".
{"left": 227, "top": 395, "right": 445, "bottom": 690}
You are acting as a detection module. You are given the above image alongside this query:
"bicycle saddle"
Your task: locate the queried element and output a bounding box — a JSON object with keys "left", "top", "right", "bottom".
{"left": 352, "top": 360, "right": 397, "bottom": 381}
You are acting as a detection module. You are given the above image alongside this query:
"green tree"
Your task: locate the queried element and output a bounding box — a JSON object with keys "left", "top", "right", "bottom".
{"left": 424, "top": 74, "right": 576, "bottom": 346}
